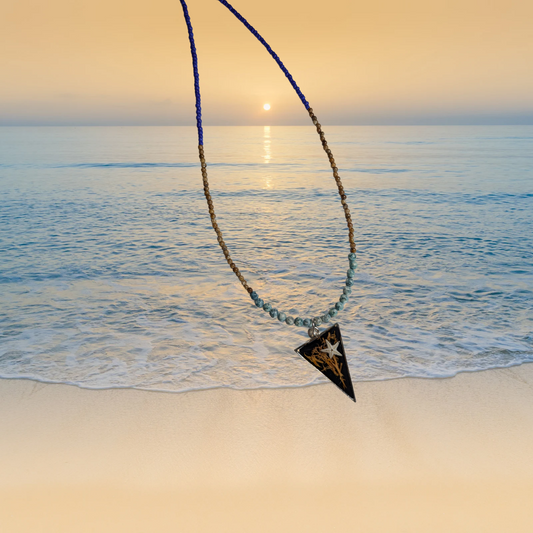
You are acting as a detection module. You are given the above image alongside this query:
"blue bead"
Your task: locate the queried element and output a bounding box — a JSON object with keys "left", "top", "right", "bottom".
{"left": 329, "top": 308, "right": 338, "bottom": 317}
{"left": 343, "top": 286, "right": 352, "bottom": 296}
{"left": 250, "top": 291, "right": 259, "bottom": 301}
{"left": 303, "top": 318, "right": 312, "bottom": 327}
{"left": 255, "top": 298, "right": 264, "bottom": 307}
{"left": 347, "top": 268, "right": 355, "bottom": 278}
{"left": 285, "top": 316, "right": 295, "bottom": 325}
{"left": 294, "top": 317, "right": 303, "bottom": 327}
{"left": 340, "top": 295, "right": 347, "bottom": 303}
{"left": 346, "top": 278, "right": 354, "bottom": 287}
{"left": 263, "top": 303, "right": 272, "bottom": 312}
{"left": 349, "top": 260, "right": 357, "bottom": 269}
{"left": 278, "top": 312, "right": 287, "bottom": 322}
{"left": 270, "top": 308, "right": 278, "bottom": 319}
{"left": 348, "top": 252, "right": 357, "bottom": 261}
{"left": 321, "top": 314, "right": 330, "bottom": 323}
{"left": 313, "top": 316, "right": 322, "bottom": 326}
{"left": 335, "top": 302, "right": 344, "bottom": 311}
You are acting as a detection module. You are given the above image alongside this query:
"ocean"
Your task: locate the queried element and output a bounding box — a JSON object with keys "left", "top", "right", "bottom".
{"left": 1, "top": 125, "right": 532, "bottom": 392}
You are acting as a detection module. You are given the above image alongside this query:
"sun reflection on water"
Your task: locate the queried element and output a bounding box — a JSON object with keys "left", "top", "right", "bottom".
{"left": 263, "top": 125, "right": 272, "bottom": 188}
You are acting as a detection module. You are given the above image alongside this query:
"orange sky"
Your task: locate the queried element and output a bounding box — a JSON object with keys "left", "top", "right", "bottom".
{"left": 1, "top": 0, "right": 532, "bottom": 125}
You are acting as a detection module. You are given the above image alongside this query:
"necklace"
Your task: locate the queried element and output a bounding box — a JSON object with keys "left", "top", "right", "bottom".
{"left": 180, "top": 0, "right": 357, "bottom": 401}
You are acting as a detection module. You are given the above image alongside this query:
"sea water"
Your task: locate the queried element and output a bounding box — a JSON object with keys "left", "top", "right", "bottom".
{"left": 1, "top": 125, "right": 532, "bottom": 392}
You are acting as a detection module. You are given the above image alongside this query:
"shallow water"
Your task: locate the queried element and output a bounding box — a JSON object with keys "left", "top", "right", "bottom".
{"left": 1, "top": 125, "right": 532, "bottom": 391}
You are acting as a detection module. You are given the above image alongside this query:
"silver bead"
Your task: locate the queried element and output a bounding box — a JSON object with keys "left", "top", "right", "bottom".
{"left": 308, "top": 326, "right": 320, "bottom": 339}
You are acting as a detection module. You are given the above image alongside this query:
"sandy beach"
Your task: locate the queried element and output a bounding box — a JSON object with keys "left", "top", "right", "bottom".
{"left": 1, "top": 365, "right": 533, "bottom": 532}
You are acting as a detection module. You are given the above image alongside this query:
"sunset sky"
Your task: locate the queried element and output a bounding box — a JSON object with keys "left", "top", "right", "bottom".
{"left": 1, "top": 0, "right": 532, "bottom": 125}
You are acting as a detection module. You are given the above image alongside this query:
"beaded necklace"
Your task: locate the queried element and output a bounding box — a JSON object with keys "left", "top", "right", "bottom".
{"left": 180, "top": 0, "right": 357, "bottom": 401}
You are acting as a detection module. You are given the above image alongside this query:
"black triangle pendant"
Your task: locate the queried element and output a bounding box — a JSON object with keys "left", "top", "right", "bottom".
{"left": 295, "top": 323, "right": 356, "bottom": 402}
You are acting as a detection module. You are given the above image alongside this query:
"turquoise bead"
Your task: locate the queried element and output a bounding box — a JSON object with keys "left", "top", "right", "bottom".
{"left": 285, "top": 316, "right": 295, "bottom": 325}
{"left": 255, "top": 298, "right": 264, "bottom": 307}
{"left": 349, "top": 260, "right": 357, "bottom": 269}
{"left": 294, "top": 317, "right": 303, "bottom": 327}
{"left": 263, "top": 302, "right": 272, "bottom": 312}
{"left": 335, "top": 301, "right": 344, "bottom": 311}
{"left": 278, "top": 311, "right": 286, "bottom": 322}
{"left": 270, "top": 308, "right": 278, "bottom": 319}
{"left": 321, "top": 314, "right": 330, "bottom": 323}
{"left": 329, "top": 308, "right": 338, "bottom": 317}
{"left": 303, "top": 318, "right": 312, "bottom": 327}
{"left": 313, "top": 316, "right": 322, "bottom": 326}
{"left": 343, "top": 287, "right": 352, "bottom": 296}
{"left": 346, "top": 278, "right": 354, "bottom": 287}
{"left": 347, "top": 268, "right": 355, "bottom": 278}
{"left": 250, "top": 291, "right": 259, "bottom": 301}
{"left": 348, "top": 252, "right": 357, "bottom": 261}
{"left": 340, "top": 294, "right": 347, "bottom": 303}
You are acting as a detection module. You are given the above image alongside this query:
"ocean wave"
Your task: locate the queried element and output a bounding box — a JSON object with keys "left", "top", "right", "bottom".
{"left": 1, "top": 125, "right": 532, "bottom": 392}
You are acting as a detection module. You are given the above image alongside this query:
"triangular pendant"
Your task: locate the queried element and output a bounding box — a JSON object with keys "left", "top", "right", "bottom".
{"left": 295, "top": 323, "right": 356, "bottom": 402}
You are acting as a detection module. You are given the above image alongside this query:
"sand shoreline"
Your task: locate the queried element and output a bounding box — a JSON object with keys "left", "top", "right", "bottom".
{"left": 2, "top": 365, "right": 533, "bottom": 532}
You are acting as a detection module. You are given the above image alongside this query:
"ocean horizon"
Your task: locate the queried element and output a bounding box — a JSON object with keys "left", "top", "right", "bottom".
{"left": 1, "top": 125, "right": 532, "bottom": 393}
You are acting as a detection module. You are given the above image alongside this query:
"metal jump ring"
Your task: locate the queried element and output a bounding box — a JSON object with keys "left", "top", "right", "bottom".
{"left": 308, "top": 326, "right": 320, "bottom": 339}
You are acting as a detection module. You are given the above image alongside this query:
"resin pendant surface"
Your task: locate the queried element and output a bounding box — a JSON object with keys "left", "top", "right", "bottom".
{"left": 295, "top": 323, "right": 356, "bottom": 402}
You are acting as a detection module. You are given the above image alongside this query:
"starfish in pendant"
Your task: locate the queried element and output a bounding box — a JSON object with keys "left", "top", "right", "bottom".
{"left": 320, "top": 339, "right": 342, "bottom": 359}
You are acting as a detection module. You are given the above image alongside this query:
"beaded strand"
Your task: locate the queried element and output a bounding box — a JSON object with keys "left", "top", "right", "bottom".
{"left": 249, "top": 252, "right": 357, "bottom": 329}
{"left": 180, "top": 0, "right": 357, "bottom": 329}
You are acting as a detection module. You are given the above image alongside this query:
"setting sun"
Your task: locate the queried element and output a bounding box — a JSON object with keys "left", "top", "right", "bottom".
{"left": 263, "top": 103, "right": 271, "bottom": 111}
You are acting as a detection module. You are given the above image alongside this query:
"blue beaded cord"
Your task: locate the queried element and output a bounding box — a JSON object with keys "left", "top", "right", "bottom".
{"left": 179, "top": 0, "right": 203, "bottom": 146}
{"left": 180, "top": 0, "right": 310, "bottom": 145}
{"left": 217, "top": 0, "right": 310, "bottom": 110}
{"left": 179, "top": 0, "right": 357, "bottom": 329}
